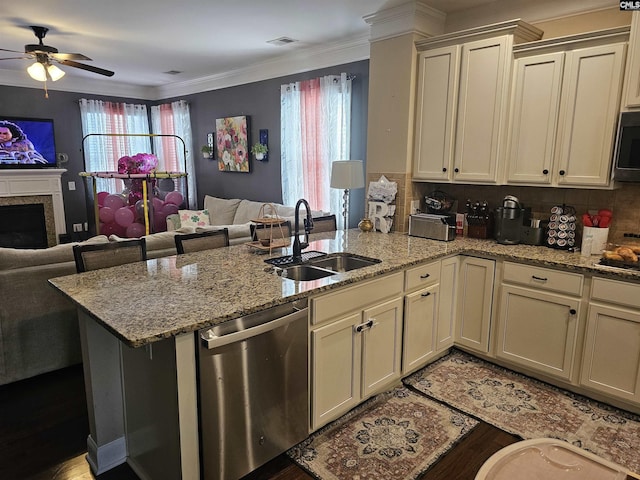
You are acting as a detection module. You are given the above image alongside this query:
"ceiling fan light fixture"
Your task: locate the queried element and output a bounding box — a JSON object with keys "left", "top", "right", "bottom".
{"left": 27, "top": 61, "right": 47, "bottom": 81}
{"left": 47, "top": 64, "right": 65, "bottom": 81}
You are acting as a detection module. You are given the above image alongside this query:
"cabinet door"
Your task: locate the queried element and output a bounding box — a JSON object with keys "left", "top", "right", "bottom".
{"left": 625, "top": 12, "right": 640, "bottom": 108}
{"left": 311, "top": 312, "right": 361, "bottom": 429}
{"left": 453, "top": 36, "right": 510, "bottom": 183}
{"left": 361, "top": 297, "right": 403, "bottom": 398}
{"left": 456, "top": 257, "right": 495, "bottom": 353}
{"left": 413, "top": 45, "right": 460, "bottom": 181}
{"left": 581, "top": 303, "right": 640, "bottom": 403}
{"left": 437, "top": 256, "right": 458, "bottom": 351}
{"left": 555, "top": 43, "right": 626, "bottom": 186}
{"left": 507, "top": 52, "right": 564, "bottom": 184}
{"left": 497, "top": 285, "right": 580, "bottom": 380}
{"left": 403, "top": 284, "right": 439, "bottom": 374}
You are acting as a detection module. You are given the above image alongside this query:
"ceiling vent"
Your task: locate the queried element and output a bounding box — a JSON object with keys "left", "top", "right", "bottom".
{"left": 267, "top": 37, "right": 298, "bottom": 46}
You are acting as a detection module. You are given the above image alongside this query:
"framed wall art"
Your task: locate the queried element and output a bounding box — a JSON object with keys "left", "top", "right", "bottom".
{"left": 215, "top": 115, "right": 250, "bottom": 172}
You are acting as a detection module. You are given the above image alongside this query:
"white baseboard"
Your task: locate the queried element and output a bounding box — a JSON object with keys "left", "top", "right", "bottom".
{"left": 86, "top": 434, "right": 127, "bottom": 475}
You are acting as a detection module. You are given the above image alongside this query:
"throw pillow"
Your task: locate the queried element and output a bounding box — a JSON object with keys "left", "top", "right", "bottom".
{"left": 203, "top": 196, "right": 242, "bottom": 225}
{"left": 179, "top": 209, "right": 211, "bottom": 228}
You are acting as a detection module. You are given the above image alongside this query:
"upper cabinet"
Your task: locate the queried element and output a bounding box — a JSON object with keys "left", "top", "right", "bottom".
{"left": 507, "top": 30, "right": 628, "bottom": 187}
{"left": 413, "top": 20, "right": 543, "bottom": 183}
{"left": 624, "top": 12, "right": 640, "bottom": 108}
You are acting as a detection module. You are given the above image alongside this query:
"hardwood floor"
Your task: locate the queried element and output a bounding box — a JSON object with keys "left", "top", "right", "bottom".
{"left": 0, "top": 365, "right": 519, "bottom": 480}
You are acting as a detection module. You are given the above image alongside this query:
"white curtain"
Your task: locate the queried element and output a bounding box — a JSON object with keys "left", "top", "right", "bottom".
{"left": 280, "top": 73, "right": 352, "bottom": 225}
{"left": 150, "top": 100, "right": 196, "bottom": 209}
{"left": 79, "top": 99, "right": 151, "bottom": 192}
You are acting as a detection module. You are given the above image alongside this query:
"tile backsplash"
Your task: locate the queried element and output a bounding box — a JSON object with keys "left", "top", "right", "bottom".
{"left": 412, "top": 182, "right": 640, "bottom": 244}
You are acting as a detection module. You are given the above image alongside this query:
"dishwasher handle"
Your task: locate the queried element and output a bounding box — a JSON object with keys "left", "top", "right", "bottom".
{"left": 201, "top": 306, "right": 308, "bottom": 350}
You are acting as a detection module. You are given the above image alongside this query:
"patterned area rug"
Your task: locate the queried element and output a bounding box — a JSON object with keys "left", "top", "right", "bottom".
{"left": 404, "top": 350, "right": 640, "bottom": 474}
{"left": 287, "top": 386, "right": 478, "bottom": 480}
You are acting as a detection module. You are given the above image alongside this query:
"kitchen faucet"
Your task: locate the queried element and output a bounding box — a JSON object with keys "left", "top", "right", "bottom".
{"left": 292, "top": 198, "right": 314, "bottom": 263}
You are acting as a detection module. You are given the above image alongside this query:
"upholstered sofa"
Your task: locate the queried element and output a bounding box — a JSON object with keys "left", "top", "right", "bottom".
{"left": 0, "top": 235, "right": 111, "bottom": 385}
{"left": 166, "top": 195, "right": 327, "bottom": 245}
{"left": 0, "top": 195, "right": 327, "bottom": 385}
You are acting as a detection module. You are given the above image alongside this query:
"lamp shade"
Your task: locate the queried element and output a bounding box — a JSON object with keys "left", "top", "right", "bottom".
{"left": 330, "top": 160, "right": 365, "bottom": 189}
{"left": 47, "top": 64, "right": 65, "bottom": 81}
{"left": 27, "top": 62, "right": 47, "bottom": 81}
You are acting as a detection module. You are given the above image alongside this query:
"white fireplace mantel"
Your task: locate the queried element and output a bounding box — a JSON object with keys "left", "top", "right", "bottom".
{"left": 0, "top": 169, "right": 68, "bottom": 242}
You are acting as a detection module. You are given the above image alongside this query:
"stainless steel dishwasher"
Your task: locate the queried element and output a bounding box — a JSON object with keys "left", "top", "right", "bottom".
{"left": 198, "top": 299, "right": 309, "bottom": 480}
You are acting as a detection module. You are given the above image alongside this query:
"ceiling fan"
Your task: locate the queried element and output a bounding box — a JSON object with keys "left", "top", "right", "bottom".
{"left": 0, "top": 25, "right": 114, "bottom": 81}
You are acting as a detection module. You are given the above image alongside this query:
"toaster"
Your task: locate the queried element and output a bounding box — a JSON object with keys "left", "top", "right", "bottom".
{"left": 409, "top": 214, "right": 456, "bottom": 241}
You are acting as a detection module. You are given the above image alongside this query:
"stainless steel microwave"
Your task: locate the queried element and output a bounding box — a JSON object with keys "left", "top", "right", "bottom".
{"left": 613, "top": 111, "right": 640, "bottom": 182}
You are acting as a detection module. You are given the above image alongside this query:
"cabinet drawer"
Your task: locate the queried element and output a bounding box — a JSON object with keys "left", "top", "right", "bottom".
{"left": 502, "top": 262, "right": 583, "bottom": 296}
{"left": 405, "top": 261, "right": 440, "bottom": 291}
{"left": 311, "top": 272, "right": 403, "bottom": 326}
{"left": 591, "top": 277, "right": 640, "bottom": 309}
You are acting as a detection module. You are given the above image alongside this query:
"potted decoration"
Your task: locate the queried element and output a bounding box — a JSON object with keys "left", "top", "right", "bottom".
{"left": 251, "top": 142, "right": 268, "bottom": 160}
{"left": 201, "top": 145, "right": 214, "bottom": 159}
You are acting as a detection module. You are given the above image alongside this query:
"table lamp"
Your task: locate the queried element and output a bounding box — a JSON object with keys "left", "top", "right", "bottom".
{"left": 330, "top": 160, "right": 365, "bottom": 230}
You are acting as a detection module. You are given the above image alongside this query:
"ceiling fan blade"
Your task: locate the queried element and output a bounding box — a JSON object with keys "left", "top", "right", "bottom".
{"left": 59, "top": 59, "right": 114, "bottom": 77}
{"left": 0, "top": 56, "right": 29, "bottom": 61}
{"left": 51, "top": 52, "right": 92, "bottom": 61}
{"left": 0, "top": 47, "right": 24, "bottom": 54}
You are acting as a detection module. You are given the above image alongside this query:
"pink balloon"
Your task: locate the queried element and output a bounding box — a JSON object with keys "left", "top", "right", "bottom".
{"left": 100, "top": 222, "right": 116, "bottom": 236}
{"left": 161, "top": 203, "right": 179, "bottom": 216}
{"left": 153, "top": 212, "right": 167, "bottom": 232}
{"left": 103, "top": 194, "right": 126, "bottom": 210}
{"left": 152, "top": 196, "right": 165, "bottom": 211}
{"left": 97, "top": 191, "right": 109, "bottom": 207}
{"left": 164, "top": 191, "right": 184, "bottom": 206}
{"left": 114, "top": 206, "right": 135, "bottom": 227}
{"left": 98, "top": 206, "right": 115, "bottom": 224}
{"left": 113, "top": 223, "right": 127, "bottom": 237}
{"left": 126, "top": 222, "right": 146, "bottom": 238}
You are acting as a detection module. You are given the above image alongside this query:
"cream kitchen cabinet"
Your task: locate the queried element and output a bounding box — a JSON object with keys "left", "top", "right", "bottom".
{"left": 496, "top": 262, "right": 583, "bottom": 381}
{"left": 507, "top": 30, "right": 627, "bottom": 187}
{"left": 624, "top": 12, "right": 640, "bottom": 108}
{"left": 580, "top": 277, "right": 640, "bottom": 404}
{"left": 310, "top": 273, "right": 403, "bottom": 430}
{"left": 413, "top": 45, "right": 459, "bottom": 181}
{"left": 455, "top": 256, "right": 495, "bottom": 353}
{"left": 413, "top": 20, "right": 542, "bottom": 184}
{"left": 402, "top": 260, "right": 441, "bottom": 374}
{"left": 402, "top": 257, "right": 458, "bottom": 375}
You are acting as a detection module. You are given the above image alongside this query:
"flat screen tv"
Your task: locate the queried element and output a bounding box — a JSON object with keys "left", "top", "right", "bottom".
{"left": 0, "top": 116, "right": 57, "bottom": 168}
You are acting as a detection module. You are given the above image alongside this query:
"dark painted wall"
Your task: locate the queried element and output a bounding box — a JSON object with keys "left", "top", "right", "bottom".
{"left": 0, "top": 59, "right": 369, "bottom": 233}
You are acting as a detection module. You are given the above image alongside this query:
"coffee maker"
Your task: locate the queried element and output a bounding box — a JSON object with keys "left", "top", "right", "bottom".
{"left": 494, "top": 195, "right": 529, "bottom": 244}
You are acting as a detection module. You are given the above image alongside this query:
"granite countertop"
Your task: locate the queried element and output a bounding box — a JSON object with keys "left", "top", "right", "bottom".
{"left": 49, "top": 230, "right": 640, "bottom": 348}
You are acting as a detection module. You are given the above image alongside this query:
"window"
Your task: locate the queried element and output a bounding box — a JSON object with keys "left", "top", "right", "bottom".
{"left": 281, "top": 73, "right": 352, "bottom": 222}
{"left": 79, "top": 99, "right": 195, "bottom": 208}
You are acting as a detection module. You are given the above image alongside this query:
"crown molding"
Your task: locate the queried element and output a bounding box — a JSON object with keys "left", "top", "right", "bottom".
{"left": 363, "top": 0, "right": 446, "bottom": 41}
{"left": 0, "top": 34, "right": 370, "bottom": 102}
{"left": 153, "top": 34, "right": 371, "bottom": 100}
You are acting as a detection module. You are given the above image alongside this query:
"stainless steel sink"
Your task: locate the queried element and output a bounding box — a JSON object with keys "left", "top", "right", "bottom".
{"left": 308, "top": 253, "right": 381, "bottom": 272}
{"left": 274, "top": 253, "right": 381, "bottom": 281}
{"left": 278, "top": 265, "right": 336, "bottom": 281}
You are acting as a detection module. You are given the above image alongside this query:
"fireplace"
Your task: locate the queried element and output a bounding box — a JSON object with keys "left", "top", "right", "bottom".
{"left": 0, "top": 203, "right": 48, "bottom": 249}
{"left": 0, "top": 169, "right": 67, "bottom": 245}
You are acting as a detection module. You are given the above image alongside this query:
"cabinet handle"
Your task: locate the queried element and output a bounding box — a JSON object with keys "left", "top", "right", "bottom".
{"left": 354, "top": 319, "right": 374, "bottom": 333}
{"left": 569, "top": 308, "right": 576, "bottom": 315}
{"left": 420, "top": 273, "right": 430, "bottom": 279}
{"left": 531, "top": 275, "right": 548, "bottom": 282}
{"left": 442, "top": 167, "right": 447, "bottom": 172}
{"left": 542, "top": 169, "right": 549, "bottom": 175}
{"left": 559, "top": 170, "right": 565, "bottom": 176}
{"left": 454, "top": 167, "right": 459, "bottom": 173}
{"left": 421, "top": 292, "right": 431, "bottom": 297}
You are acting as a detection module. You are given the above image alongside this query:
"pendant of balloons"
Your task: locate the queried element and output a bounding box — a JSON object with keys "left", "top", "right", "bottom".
{"left": 96, "top": 153, "right": 184, "bottom": 238}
